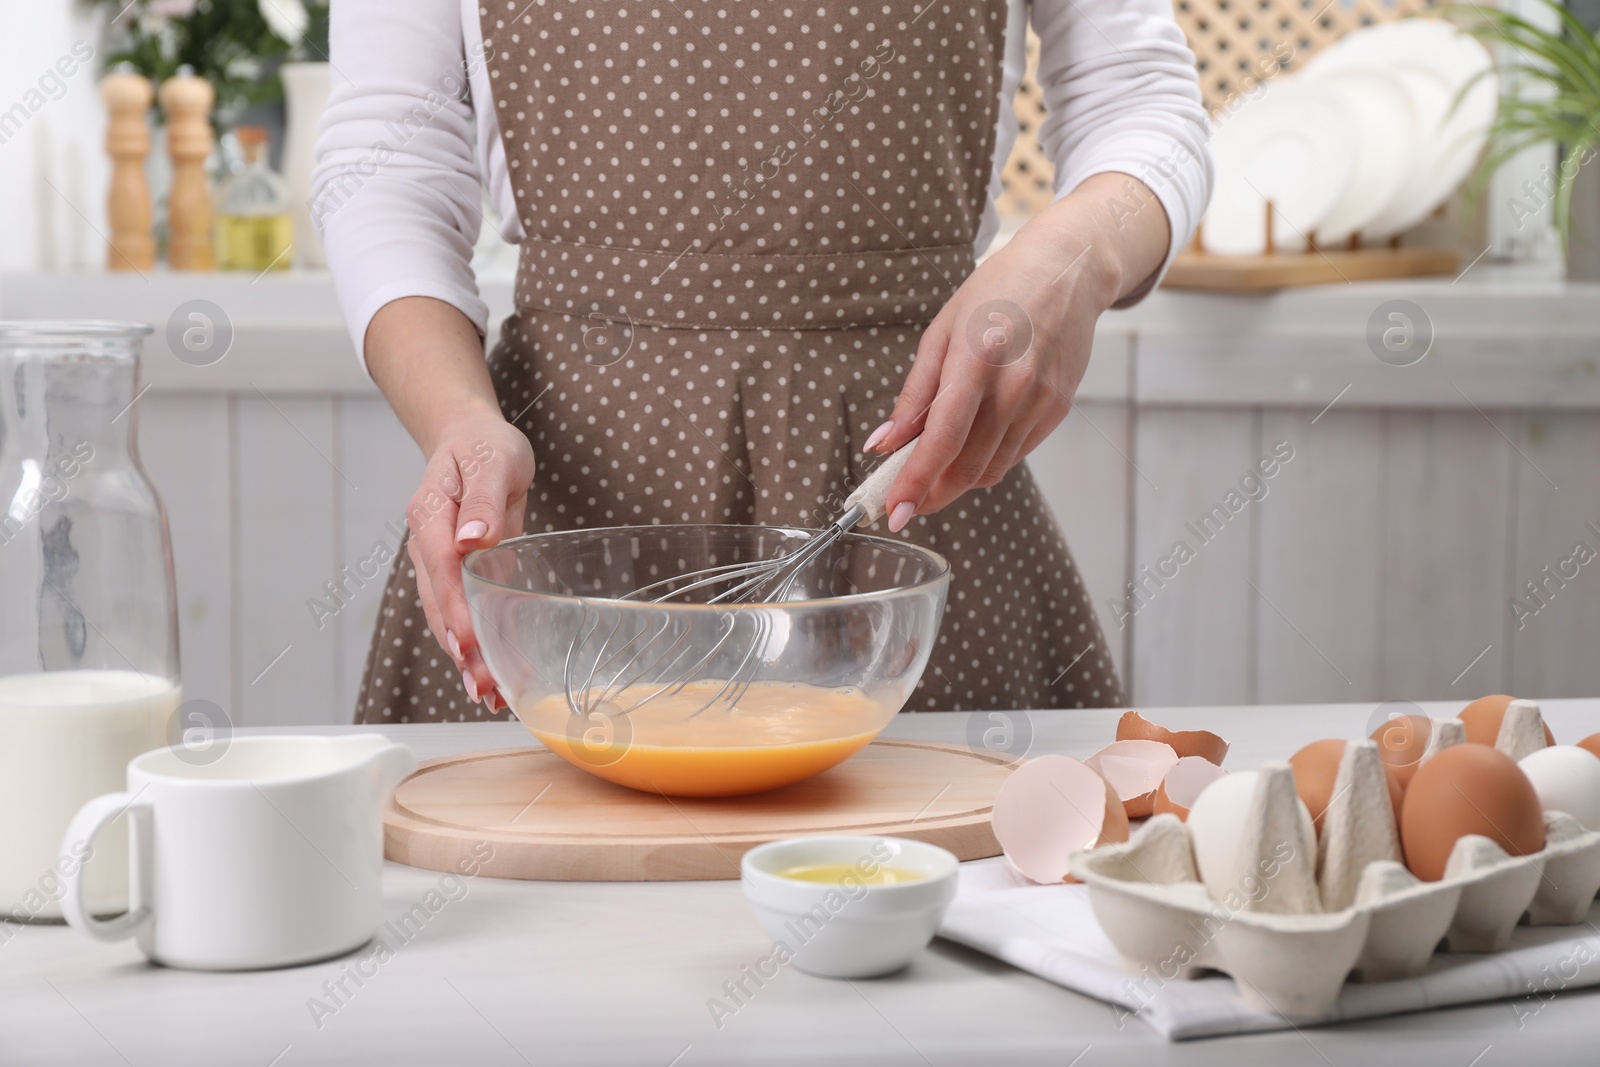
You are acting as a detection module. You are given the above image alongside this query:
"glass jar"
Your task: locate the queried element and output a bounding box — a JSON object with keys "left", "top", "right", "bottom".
{"left": 0, "top": 322, "right": 181, "bottom": 922}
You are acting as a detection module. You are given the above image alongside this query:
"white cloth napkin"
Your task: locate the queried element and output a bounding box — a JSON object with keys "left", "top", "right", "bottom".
{"left": 938, "top": 857, "right": 1600, "bottom": 1040}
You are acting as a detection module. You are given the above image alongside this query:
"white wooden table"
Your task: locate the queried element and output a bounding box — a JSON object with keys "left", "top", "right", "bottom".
{"left": 6, "top": 701, "right": 1600, "bottom": 1066}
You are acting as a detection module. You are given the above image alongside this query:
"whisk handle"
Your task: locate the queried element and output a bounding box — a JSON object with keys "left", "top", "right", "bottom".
{"left": 843, "top": 437, "right": 919, "bottom": 526}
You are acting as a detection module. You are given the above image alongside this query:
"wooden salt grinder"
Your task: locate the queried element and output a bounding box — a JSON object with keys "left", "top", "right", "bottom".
{"left": 100, "top": 71, "right": 155, "bottom": 273}
{"left": 159, "top": 70, "right": 215, "bottom": 271}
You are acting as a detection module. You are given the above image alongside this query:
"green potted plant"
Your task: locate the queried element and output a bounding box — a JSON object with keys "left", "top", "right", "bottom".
{"left": 91, "top": 0, "right": 329, "bottom": 119}
{"left": 1452, "top": 0, "right": 1600, "bottom": 278}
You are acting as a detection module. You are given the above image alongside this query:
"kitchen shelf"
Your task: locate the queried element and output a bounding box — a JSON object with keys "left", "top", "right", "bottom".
{"left": 5, "top": 268, "right": 1599, "bottom": 727}
{"left": 4, "top": 266, "right": 1597, "bottom": 408}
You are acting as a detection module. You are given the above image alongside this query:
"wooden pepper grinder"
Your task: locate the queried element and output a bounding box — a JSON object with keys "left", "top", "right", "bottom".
{"left": 159, "top": 68, "right": 215, "bottom": 271}
{"left": 100, "top": 68, "right": 155, "bottom": 273}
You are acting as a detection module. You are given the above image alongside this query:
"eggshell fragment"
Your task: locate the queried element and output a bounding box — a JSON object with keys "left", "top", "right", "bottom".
{"left": 1399, "top": 742, "right": 1546, "bottom": 882}
{"left": 1085, "top": 739, "right": 1181, "bottom": 818}
{"left": 1460, "top": 694, "right": 1555, "bottom": 747}
{"left": 1518, "top": 746, "right": 1600, "bottom": 831}
{"left": 1369, "top": 713, "right": 1433, "bottom": 792}
{"left": 992, "top": 754, "right": 1130, "bottom": 884}
{"left": 1290, "top": 738, "right": 1404, "bottom": 836}
{"left": 1115, "top": 710, "right": 1230, "bottom": 765}
{"left": 1152, "top": 756, "right": 1228, "bottom": 821}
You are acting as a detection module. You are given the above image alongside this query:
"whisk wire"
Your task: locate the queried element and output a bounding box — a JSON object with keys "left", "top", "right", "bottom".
{"left": 560, "top": 442, "right": 916, "bottom": 724}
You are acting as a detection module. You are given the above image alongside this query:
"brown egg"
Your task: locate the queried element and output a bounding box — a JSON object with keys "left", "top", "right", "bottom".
{"left": 1289, "top": 739, "right": 1404, "bottom": 835}
{"left": 1460, "top": 694, "right": 1555, "bottom": 747}
{"left": 1579, "top": 733, "right": 1600, "bottom": 763}
{"left": 1369, "top": 714, "right": 1432, "bottom": 792}
{"left": 1116, "top": 710, "right": 1229, "bottom": 765}
{"left": 1399, "top": 742, "right": 1546, "bottom": 882}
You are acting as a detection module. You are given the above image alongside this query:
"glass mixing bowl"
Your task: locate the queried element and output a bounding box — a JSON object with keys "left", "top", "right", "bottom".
{"left": 464, "top": 525, "right": 950, "bottom": 797}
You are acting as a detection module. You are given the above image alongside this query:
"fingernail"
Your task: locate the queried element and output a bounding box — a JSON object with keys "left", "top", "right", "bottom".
{"left": 863, "top": 420, "right": 893, "bottom": 453}
{"left": 446, "top": 629, "right": 463, "bottom": 661}
{"left": 888, "top": 500, "right": 916, "bottom": 532}
{"left": 462, "top": 670, "right": 479, "bottom": 702}
{"left": 456, "top": 520, "right": 489, "bottom": 544}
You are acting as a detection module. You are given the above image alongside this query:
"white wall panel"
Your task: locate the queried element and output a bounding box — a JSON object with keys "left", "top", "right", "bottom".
{"left": 1256, "top": 409, "right": 1386, "bottom": 704}
{"left": 1379, "top": 410, "right": 1514, "bottom": 700}
{"left": 1129, "top": 408, "right": 1259, "bottom": 707}
{"left": 234, "top": 396, "right": 340, "bottom": 725}
{"left": 333, "top": 398, "right": 425, "bottom": 720}
{"left": 137, "top": 394, "right": 233, "bottom": 712}
{"left": 1508, "top": 414, "right": 1600, "bottom": 699}
{"left": 1027, "top": 401, "right": 1131, "bottom": 687}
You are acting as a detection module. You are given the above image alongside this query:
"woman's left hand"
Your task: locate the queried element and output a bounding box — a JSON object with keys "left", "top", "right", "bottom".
{"left": 866, "top": 172, "right": 1170, "bottom": 529}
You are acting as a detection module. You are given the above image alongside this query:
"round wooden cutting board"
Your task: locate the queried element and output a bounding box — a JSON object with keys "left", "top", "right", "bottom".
{"left": 384, "top": 740, "right": 1014, "bottom": 881}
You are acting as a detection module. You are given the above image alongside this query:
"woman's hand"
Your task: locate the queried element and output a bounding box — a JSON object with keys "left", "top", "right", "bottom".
{"left": 366, "top": 296, "right": 537, "bottom": 712}
{"left": 405, "top": 418, "right": 536, "bottom": 710}
{"left": 867, "top": 172, "right": 1171, "bottom": 528}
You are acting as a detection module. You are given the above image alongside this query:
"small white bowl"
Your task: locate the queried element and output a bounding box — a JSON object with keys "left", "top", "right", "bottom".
{"left": 740, "top": 835, "right": 958, "bottom": 978}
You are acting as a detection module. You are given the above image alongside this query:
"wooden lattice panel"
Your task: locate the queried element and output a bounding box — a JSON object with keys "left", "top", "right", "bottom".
{"left": 996, "top": 0, "right": 1437, "bottom": 217}
{"left": 1176, "top": 0, "right": 1436, "bottom": 115}
{"left": 997, "top": 31, "right": 1054, "bottom": 217}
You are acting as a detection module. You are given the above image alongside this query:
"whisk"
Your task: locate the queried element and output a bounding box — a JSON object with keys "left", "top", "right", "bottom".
{"left": 564, "top": 440, "right": 919, "bottom": 721}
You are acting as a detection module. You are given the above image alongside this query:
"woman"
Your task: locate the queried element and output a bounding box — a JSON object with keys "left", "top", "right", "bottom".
{"left": 315, "top": 0, "right": 1211, "bottom": 722}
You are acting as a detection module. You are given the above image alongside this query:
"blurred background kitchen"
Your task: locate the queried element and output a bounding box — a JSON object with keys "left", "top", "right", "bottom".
{"left": 4, "top": 0, "right": 1599, "bottom": 726}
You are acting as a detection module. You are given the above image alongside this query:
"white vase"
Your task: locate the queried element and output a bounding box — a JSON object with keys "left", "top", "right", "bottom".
{"left": 279, "top": 61, "right": 331, "bottom": 269}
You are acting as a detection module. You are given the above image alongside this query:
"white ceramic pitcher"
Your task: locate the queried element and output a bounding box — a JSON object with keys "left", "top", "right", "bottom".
{"left": 59, "top": 734, "right": 415, "bottom": 970}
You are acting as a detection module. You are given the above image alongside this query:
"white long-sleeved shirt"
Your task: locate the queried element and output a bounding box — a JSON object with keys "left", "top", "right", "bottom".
{"left": 314, "top": 0, "right": 1212, "bottom": 367}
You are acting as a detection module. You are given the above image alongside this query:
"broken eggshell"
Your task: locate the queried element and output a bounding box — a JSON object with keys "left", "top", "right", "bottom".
{"left": 1116, "top": 710, "right": 1230, "bottom": 765}
{"left": 1084, "top": 739, "right": 1181, "bottom": 818}
{"left": 1152, "top": 756, "right": 1229, "bottom": 821}
{"left": 992, "top": 754, "right": 1130, "bottom": 884}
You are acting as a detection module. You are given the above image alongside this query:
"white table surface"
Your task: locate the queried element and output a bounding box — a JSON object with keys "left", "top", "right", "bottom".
{"left": 7, "top": 700, "right": 1600, "bottom": 1066}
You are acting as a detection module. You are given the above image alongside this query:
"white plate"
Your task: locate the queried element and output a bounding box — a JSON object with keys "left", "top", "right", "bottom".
{"left": 1303, "top": 19, "right": 1497, "bottom": 240}
{"left": 1355, "top": 68, "right": 1452, "bottom": 239}
{"left": 1202, "top": 80, "right": 1357, "bottom": 255}
{"left": 1302, "top": 70, "right": 1419, "bottom": 245}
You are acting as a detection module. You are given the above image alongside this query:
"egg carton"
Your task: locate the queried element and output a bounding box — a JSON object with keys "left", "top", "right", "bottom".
{"left": 1066, "top": 707, "right": 1600, "bottom": 1020}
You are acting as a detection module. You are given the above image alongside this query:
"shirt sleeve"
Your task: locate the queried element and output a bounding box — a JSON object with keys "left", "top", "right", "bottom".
{"left": 312, "top": 0, "right": 488, "bottom": 370}
{"left": 1029, "top": 0, "right": 1213, "bottom": 305}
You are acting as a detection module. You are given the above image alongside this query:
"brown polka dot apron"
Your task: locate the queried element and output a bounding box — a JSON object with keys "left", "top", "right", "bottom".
{"left": 355, "top": 0, "right": 1124, "bottom": 723}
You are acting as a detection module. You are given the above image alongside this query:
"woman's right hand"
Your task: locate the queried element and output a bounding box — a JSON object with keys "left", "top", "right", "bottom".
{"left": 405, "top": 417, "right": 536, "bottom": 711}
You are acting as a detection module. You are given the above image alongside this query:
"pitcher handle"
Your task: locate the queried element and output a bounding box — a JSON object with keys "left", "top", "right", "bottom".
{"left": 59, "top": 791, "right": 153, "bottom": 942}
